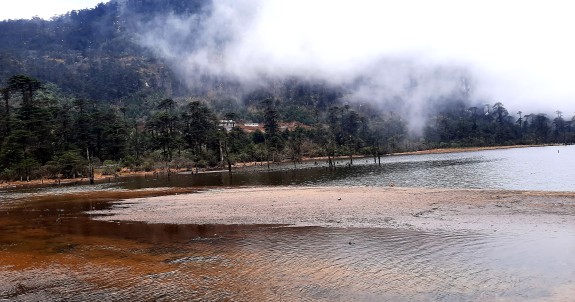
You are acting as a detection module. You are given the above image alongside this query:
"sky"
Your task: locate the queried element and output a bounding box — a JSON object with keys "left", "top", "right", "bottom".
{"left": 0, "top": 0, "right": 108, "bottom": 20}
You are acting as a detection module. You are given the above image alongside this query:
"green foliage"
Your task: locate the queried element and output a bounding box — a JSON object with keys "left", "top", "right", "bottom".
{"left": 182, "top": 101, "right": 217, "bottom": 156}
{"left": 423, "top": 101, "right": 561, "bottom": 147}
{"left": 101, "top": 160, "right": 120, "bottom": 176}
{"left": 121, "top": 155, "right": 137, "bottom": 171}
{"left": 0, "top": 1, "right": 196, "bottom": 100}
{"left": 0, "top": 69, "right": 572, "bottom": 183}
{"left": 46, "top": 151, "right": 87, "bottom": 179}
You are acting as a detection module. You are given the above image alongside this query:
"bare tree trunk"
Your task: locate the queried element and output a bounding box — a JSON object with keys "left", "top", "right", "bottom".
{"left": 219, "top": 139, "right": 224, "bottom": 163}
{"left": 87, "top": 148, "right": 94, "bottom": 185}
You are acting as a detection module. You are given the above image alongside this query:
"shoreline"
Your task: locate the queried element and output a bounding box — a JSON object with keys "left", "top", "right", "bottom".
{"left": 391, "top": 144, "right": 545, "bottom": 155}
{"left": 0, "top": 144, "right": 553, "bottom": 191}
{"left": 0, "top": 170, "right": 158, "bottom": 191}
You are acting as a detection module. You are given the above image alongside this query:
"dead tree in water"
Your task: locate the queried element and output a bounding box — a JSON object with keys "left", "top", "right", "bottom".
{"left": 87, "top": 148, "right": 94, "bottom": 184}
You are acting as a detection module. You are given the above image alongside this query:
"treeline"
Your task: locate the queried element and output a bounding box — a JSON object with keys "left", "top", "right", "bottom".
{"left": 1, "top": 75, "right": 573, "bottom": 182}
{"left": 0, "top": 75, "right": 400, "bottom": 181}
{"left": 424, "top": 101, "right": 574, "bottom": 148}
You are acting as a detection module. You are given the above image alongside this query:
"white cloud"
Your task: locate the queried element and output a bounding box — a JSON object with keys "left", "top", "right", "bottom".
{"left": 235, "top": 0, "right": 575, "bottom": 112}
{"left": 9, "top": 0, "right": 571, "bottom": 119}
{"left": 133, "top": 0, "right": 575, "bottom": 131}
{"left": 7, "top": 0, "right": 574, "bottom": 116}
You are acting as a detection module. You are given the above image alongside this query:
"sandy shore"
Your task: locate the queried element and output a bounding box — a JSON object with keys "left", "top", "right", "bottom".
{"left": 393, "top": 144, "right": 544, "bottom": 155}
{"left": 91, "top": 186, "right": 575, "bottom": 232}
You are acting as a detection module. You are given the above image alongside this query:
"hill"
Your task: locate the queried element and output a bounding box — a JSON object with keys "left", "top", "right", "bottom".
{"left": 0, "top": 0, "right": 210, "bottom": 101}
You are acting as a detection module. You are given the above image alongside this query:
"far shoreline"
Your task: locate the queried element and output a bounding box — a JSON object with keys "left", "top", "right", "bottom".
{"left": 0, "top": 144, "right": 562, "bottom": 191}
{"left": 392, "top": 144, "right": 550, "bottom": 156}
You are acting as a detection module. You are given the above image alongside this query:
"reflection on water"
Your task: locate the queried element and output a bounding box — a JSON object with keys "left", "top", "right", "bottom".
{"left": 233, "top": 227, "right": 575, "bottom": 301}
{"left": 1, "top": 192, "right": 574, "bottom": 301}
{"left": 0, "top": 191, "right": 575, "bottom": 301}
{"left": 1, "top": 146, "right": 573, "bottom": 201}
{"left": 108, "top": 145, "right": 575, "bottom": 192}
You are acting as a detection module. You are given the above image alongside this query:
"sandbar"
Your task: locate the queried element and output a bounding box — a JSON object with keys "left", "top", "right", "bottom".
{"left": 92, "top": 186, "right": 575, "bottom": 232}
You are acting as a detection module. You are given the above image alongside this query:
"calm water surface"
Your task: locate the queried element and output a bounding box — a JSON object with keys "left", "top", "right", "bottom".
{"left": 103, "top": 145, "right": 575, "bottom": 192}
{"left": 1, "top": 145, "right": 573, "bottom": 199}
{"left": 1, "top": 146, "right": 574, "bottom": 301}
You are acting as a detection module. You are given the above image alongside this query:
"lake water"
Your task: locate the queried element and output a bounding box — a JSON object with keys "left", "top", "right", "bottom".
{"left": 109, "top": 145, "right": 575, "bottom": 192}
{"left": 1, "top": 145, "right": 574, "bottom": 301}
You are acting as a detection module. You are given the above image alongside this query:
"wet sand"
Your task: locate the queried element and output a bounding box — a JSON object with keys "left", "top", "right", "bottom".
{"left": 92, "top": 186, "right": 575, "bottom": 232}
{"left": 85, "top": 186, "right": 575, "bottom": 301}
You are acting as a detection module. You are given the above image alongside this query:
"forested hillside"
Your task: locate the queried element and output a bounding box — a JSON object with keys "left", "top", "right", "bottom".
{"left": 0, "top": 1, "right": 573, "bottom": 182}
{"left": 0, "top": 0, "right": 210, "bottom": 100}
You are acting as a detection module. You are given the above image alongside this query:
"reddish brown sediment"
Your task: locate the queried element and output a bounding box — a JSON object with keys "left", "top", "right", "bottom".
{"left": 2, "top": 186, "right": 575, "bottom": 301}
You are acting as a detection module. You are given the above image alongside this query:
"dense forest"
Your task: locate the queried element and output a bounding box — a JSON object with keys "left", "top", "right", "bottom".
{"left": 0, "top": 0, "right": 210, "bottom": 100}
{"left": 1, "top": 1, "right": 574, "bottom": 182}
{"left": 1, "top": 73, "right": 573, "bottom": 182}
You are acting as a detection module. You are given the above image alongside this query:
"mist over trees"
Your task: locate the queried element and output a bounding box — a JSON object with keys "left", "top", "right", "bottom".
{"left": 1, "top": 73, "right": 572, "bottom": 182}
{"left": 0, "top": 1, "right": 573, "bottom": 182}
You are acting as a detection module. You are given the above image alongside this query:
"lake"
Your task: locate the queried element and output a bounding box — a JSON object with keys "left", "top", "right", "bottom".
{"left": 108, "top": 145, "right": 575, "bottom": 192}
{"left": 1, "top": 145, "right": 574, "bottom": 301}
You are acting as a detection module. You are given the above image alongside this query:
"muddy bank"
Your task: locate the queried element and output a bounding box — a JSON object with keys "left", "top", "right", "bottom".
{"left": 91, "top": 186, "right": 575, "bottom": 232}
